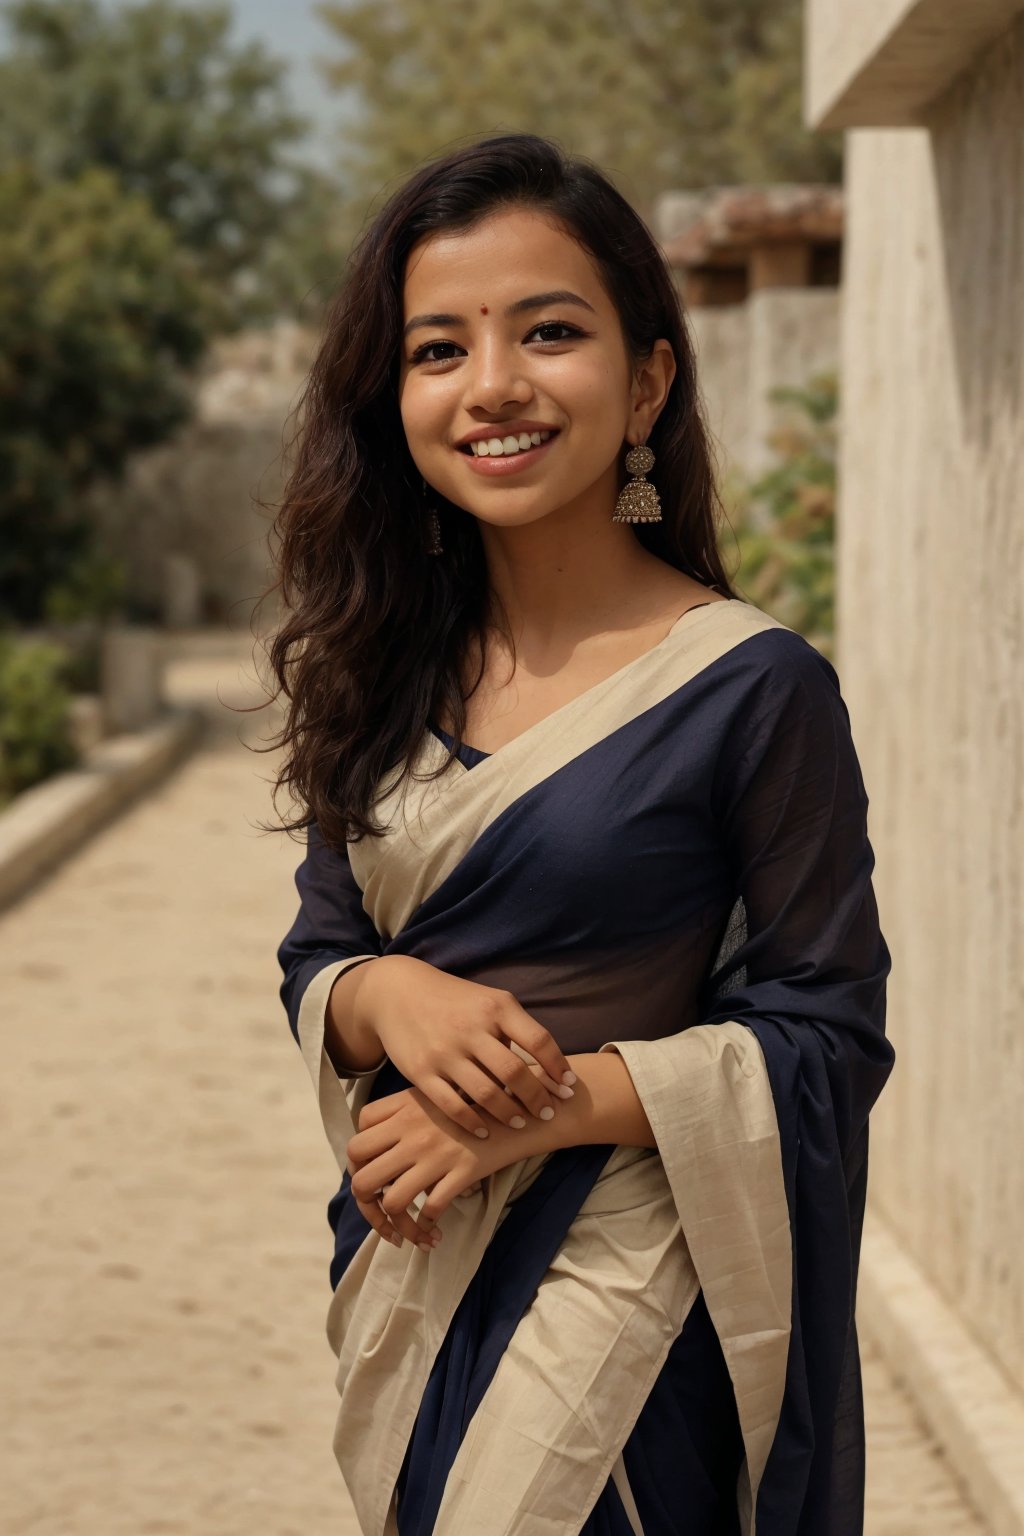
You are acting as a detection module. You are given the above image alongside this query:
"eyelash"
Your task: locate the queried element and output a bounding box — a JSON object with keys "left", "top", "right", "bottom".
{"left": 408, "top": 320, "right": 587, "bottom": 367}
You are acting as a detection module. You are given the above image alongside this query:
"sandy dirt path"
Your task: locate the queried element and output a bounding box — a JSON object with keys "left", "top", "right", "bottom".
{"left": 0, "top": 635, "right": 988, "bottom": 1535}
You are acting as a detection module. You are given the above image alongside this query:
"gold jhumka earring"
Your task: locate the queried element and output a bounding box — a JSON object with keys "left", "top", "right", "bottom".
{"left": 422, "top": 476, "right": 443, "bottom": 555}
{"left": 612, "top": 440, "right": 662, "bottom": 524}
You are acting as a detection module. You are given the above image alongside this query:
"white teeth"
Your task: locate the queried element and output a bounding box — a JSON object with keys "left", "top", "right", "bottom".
{"left": 469, "top": 429, "right": 554, "bottom": 457}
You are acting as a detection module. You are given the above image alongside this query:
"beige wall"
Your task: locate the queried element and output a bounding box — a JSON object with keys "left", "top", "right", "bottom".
{"left": 830, "top": 21, "right": 1024, "bottom": 1390}
{"left": 689, "top": 289, "right": 839, "bottom": 498}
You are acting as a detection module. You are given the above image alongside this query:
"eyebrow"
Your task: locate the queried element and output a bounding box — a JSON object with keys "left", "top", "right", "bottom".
{"left": 402, "top": 289, "right": 597, "bottom": 340}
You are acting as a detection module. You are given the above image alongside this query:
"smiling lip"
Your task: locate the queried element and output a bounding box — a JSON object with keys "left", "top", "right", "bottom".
{"left": 458, "top": 435, "right": 558, "bottom": 476}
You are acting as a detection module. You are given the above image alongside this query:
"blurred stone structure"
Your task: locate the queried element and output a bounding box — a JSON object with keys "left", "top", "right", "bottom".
{"left": 91, "top": 319, "right": 316, "bottom": 633}
{"left": 654, "top": 184, "right": 843, "bottom": 494}
{"left": 805, "top": 2, "right": 1024, "bottom": 1527}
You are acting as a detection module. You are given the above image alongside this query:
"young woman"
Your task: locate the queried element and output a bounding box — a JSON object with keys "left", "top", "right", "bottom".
{"left": 269, "top": 132, "right": 894, "bottom": 1535}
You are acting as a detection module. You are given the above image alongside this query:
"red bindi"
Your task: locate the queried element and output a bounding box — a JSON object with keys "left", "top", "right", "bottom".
{"left": 480, "top": 303, "right": 488, "bottom": 313}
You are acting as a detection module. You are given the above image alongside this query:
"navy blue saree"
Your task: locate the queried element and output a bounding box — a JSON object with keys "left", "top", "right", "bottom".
{"left": 277, "top": 597, "right": 894, "bottom": 1535}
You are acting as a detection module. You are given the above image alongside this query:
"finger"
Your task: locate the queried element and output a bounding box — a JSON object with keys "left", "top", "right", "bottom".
{"left": 357, "top": 1094, "right": 405, "bottom": 1130}
{"left": 420, "top": 1170, "right": 468, "bottom": 1224}
{"left": 350, "top": 1147, "right": 417, "bottom": 1206}
{"left": 525, "top": 1060, "right": 574, "bottom": 1095}
{"left": 502, "top": 1015, "right": 576, "bottom": 1092}
{"left": 348, "top": 1138, "right": 424, "bottom": 1248}
{"left": 359, "top": 1180, "right": 434, "bottom": 1250}
{"left": 379, "top": 1174, "right": 445, "bottom": 1248}
{"left": 421, "top": 1073, "right": 492, "bottom": 1141}
{"left": 348, "top": 1120, "right": 402, "bottom": 1165}
{"left": 451, "top": 1058, "right": 537, "bottom": 1129}
{"left": 476, "top": 1034, "right": 563, "bottom": 1123}
{"left": 353, "top": 1190, "right": 404, "bottom": 1248}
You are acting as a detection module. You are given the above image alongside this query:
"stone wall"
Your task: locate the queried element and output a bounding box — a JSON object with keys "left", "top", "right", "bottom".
{"left": 90, "top": 320, "right": 315, "bottom": 632}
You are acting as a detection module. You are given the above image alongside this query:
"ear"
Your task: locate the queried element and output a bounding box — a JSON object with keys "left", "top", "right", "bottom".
{"left": 627, "top": 339, "right": 677, "bottom": 442}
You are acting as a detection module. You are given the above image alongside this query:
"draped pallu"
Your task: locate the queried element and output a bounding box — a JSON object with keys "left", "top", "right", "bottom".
{"left": 277, "top": 598, "right": 894, "bottom": 1536}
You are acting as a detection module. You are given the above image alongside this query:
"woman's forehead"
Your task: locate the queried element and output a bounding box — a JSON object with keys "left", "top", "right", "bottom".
{"left": 402, "top": 209, "right": 603, "bottom": 307}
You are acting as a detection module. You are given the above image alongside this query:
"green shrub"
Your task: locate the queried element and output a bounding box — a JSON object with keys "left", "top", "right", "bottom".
{"left": 0, "top": 636, "right": 79, "bottom": 808}
{"left": 725, "top": 371, "right": 837, "bottom": 659}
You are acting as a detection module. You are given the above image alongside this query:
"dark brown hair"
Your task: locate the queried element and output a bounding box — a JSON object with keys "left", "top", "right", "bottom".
{"left": 254, "top": 131, "right": 739, "bottom": 849}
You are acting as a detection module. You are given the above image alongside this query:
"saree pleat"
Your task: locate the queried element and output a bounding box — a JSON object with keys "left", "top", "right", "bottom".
{"left": 277, "top": 598, "right": 894, "bottom": 1535}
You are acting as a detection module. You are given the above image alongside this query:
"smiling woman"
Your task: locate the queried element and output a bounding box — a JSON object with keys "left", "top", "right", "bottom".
{"left": 261, "top": 132, "right": 894, "bottom": 1536}
{"left": 397, "top": 215, "right": 675, "bottom": 519}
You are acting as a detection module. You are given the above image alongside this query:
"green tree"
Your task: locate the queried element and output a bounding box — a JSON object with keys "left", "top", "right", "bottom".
{"left": 0, "top": 0, "right": 342, "bottom": 324}
{"left": 314, "top": 0, "right": 840, "bottom": 237}
{"left": 726, "top": 372, "right": 838, "bottom": 658}
{"left": 0, "top": 164, "right": 214, "bottom": 623}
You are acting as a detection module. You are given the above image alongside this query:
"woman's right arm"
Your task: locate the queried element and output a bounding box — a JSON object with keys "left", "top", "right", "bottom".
{"left": 279, "top": 822, "right": 577, "bottom": 1137}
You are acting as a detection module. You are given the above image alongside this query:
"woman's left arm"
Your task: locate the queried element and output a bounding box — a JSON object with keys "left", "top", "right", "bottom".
{"left": 508, "top": 1051, "right": 657, "bottom": 1153}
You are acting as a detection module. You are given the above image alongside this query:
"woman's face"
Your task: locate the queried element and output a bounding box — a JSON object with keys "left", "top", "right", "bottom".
{"left": 397, "top": 205, "right": 674, "bottom": 533}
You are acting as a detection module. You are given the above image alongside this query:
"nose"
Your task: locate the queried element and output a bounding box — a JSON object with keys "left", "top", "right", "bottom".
{"left": 463, "top": 333, "right": 533, "bottom": 411}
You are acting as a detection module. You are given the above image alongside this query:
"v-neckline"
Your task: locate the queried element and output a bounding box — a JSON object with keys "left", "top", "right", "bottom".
{"left": 428, "top": 596, "right": 738, "bottom": 768}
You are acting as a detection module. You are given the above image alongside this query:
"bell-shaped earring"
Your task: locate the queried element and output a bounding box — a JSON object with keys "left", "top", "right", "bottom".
{"left": 612, "top": 441, "right": 662, "bottom": 524}
{"left": 422, "top": 476, "right": 443, "bottom": 555}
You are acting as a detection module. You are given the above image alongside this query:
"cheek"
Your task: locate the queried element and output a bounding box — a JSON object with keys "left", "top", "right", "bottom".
{"left": 399, "top": 376, "right": 456, "bottom": 450}
{"left": 547, "top": 352, "right": 629, "bottom": 421}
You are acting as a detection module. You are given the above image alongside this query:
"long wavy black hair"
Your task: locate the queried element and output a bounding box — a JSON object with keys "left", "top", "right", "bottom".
{"left": 255, "top": 131, "right": 740, "bottom": 849}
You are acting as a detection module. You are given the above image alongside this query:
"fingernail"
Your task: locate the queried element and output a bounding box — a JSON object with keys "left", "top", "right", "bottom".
{"left": 474, "top": 1126, "right": 489, "bottom": 1139}
{"left": 510, "top": 1115, "right": 526, "bottom": 1129}
{"left": 417, "top": 1241, "right": 432, "bottom": 1253}
{"left": 389, "top": 1233, "right": 403, "bottom": 1247}
{"left": 556, "top": 1085, "right": 575, "bottom": 1099}
{"left": 539, "top": 1106, "right": 555, "bottom": 1120}
{"left": 429, "top": 1229, "right": 443, "bottom": 1244}
{"left": 562, "top": 1070, "right": 576, "bottom": 1086}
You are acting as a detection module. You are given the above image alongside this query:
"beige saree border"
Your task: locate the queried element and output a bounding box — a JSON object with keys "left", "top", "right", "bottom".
{"left": 352, "top": 598, "right": 786, "bottom": 942}
{"left": 597, "top": 1023, "right": 792, "bottom": 1535}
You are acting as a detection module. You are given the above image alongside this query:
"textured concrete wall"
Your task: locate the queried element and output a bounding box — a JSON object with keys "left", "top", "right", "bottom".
{"left": 834, "top": 21, "right": 1024, "bottom": 1393}
{"left": 806, "top": 0, "right": 1024, "bottom": 128}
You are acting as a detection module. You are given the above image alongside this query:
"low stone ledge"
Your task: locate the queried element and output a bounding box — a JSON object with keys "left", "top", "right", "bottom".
{"left": 858, "top": 1209, "right": 1024, "bottom": 1536}
{"left": 0, "top": 706, "right": 206, "bottom": 911}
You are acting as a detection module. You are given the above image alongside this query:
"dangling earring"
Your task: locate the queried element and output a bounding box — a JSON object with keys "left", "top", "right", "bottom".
{"left": 422, "top": 476, "right": 443, "bottom": 555}
{"left": 612, "top": 440, "right": 662, "bottom": 524}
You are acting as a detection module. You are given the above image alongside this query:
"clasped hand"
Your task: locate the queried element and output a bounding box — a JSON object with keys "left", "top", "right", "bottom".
{"left": 340, "top": 957, "right": 577, "bottom": 1251}
{"left": 346, "top": 1078, "right": 536, "bottom": 1248}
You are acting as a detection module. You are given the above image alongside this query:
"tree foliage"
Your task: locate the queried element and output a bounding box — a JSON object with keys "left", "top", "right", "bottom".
{"left": 0, "top": 0, "right": 342, "bottom": 323}
{"left": 314, "top": 0, "right": 841, "bottom": 235}
{"left": 0, "top": 164, "right": 213, "bottom": 623}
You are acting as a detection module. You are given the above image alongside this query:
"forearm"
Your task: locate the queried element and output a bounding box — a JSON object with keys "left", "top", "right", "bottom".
{"left": 324, "top": 959, "right": 385, "bottom": 1074}
{"left": 506, "top": 1050, "right": 656, "bottom": 1161}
